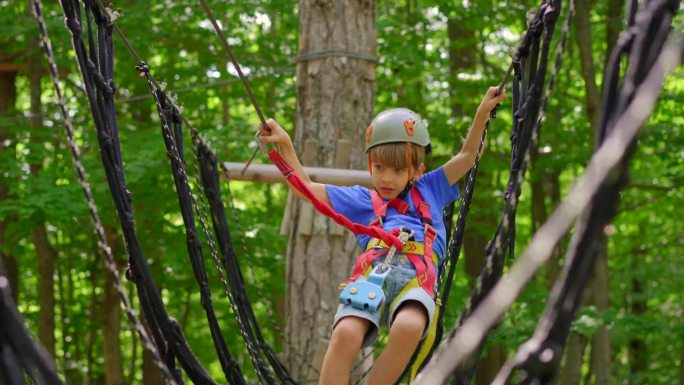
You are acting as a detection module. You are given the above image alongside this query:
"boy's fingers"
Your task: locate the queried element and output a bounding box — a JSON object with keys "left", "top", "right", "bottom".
{"left": 259, "top": 122, "right": 272, "bottom": 134}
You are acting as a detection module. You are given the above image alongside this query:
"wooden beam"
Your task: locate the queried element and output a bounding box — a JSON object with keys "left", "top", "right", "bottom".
{"left": 221, "top": 162, "right": 372, "bottom": 188}
{"left": 0, "top": 62, "right": 20, "bottom": 73}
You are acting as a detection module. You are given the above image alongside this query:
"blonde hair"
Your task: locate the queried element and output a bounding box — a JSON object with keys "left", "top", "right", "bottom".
{"left": 368, "top": 142, "right": 425, "bottom": 170}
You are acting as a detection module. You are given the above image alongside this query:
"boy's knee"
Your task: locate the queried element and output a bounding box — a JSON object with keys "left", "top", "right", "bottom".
{"left": 330, "top": 317, "right": 368, "bottom": 350}
{"left": 390, "top": 302, "right": 428, "bottom": 339}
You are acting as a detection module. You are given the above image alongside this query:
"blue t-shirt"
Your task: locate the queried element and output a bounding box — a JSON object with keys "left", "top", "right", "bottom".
{"left": 326, "top": 167, "right": 459, "bottom": 261}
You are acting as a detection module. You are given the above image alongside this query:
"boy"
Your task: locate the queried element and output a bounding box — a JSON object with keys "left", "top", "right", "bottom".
{"left": 259, "top": 86, "right": 506, "bottom": 385}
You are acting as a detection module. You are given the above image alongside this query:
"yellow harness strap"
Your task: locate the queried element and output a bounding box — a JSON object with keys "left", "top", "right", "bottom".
{"left": 366, "top": 239, "right": 440, "bottom": 266}
{"left": 366, "top": 238, "right": 441, "bottom": 384}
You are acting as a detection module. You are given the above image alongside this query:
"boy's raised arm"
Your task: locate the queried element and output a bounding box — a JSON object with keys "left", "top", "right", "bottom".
{"left": 443, "top": 86, "right": 507, "bottom": 186}
{"left": 259, "top": 118, "right": 331, "bottom": 205}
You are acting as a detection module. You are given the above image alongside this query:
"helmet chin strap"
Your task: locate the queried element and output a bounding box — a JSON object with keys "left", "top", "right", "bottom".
{"left": 401, "top": 142, "right": 414, "bottom": 199}
{"left": 398, "top": 179, "right": 414, "bottom": 199}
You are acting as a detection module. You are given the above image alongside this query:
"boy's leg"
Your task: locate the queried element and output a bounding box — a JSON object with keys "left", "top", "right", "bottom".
{"left": 319, "top": 316, "right": 370, "bottom": 385}
{"left": 365, "top": 301, "right": 427, "bottom": 385}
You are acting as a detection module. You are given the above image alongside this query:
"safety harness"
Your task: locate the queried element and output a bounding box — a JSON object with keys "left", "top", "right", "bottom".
{"left": 342, "top": 187, "right": 438, "bottom": 298}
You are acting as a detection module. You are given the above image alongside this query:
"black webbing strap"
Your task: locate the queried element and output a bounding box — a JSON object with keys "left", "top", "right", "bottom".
{"left": 59, "top": 0, "right": 214, "bottom": 382}
{"left": 415, "top": 0, "right": 564, "bottom": 383}
{"left": 401, "top": 125, "right": 489, "bottom": 382}
{"left": 146, "top": 85, "right": 246, "bottom": 384}
{"left": 0, "top": 262, "right": 62, "bottom": 385}
{"left": 399, "top": 3, "right": 560, "bottom": 382}
{"left": 455, "top": 2, "right": 561, "bottom": 383}
{"left": 197, "top": 142, "right": 298, "bottom": 385}
{"left": 493, "top": 1, "right": 680, "bottom": 382}
{"left": 95, "top": 1, "right": 298, "bottom": 379}
{"left": 599, "top": 0, "right": 643, "bottom": 144}
{"left": 32, "top": 0, "right": 178, "bottom": 381}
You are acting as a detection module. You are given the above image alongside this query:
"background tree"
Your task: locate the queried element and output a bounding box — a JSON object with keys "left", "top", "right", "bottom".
{"left": 284, "top": 1, "right": 376, "bottom": 382}
{"left": 0, "top": 0, "right": 682, "bottom": 383}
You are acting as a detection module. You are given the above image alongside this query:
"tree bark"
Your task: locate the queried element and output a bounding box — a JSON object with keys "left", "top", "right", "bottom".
{"left": 574, "top": 1, "right": 612, "bottom": 384}
{"left": 0, "top": 68, "right": 19, "bottom": 301}
{"left": 142, "top": 306, "right": 165, "bottom": 385}
{"left": 629, "top": 272, "right": 648, "bottom": 384}
{"left": 591, "top": 250, "right": 611, "bottom": 385}
{"left": 604, "top": 0, "right": 623, "bottom": 70}
{"left": 530, "top": 149, "right": 557, "bottom": 285}
{"left": 557, "top": 333, "right": 587, "bottom": 385}
{"left": 286, "top": 1, "right": 376, "bottom": 382}
{"left": 102, "top": 226, "right": 125, "bottom": 385}
{"left": 32, "top": 227, "right": 57, "bottom": 356}
{"left": 28, "top": 43, "right": 57, "bottom": 358}
{"left": 574, "top": 0, "right": 601, "bottom": 138}
{"left": 474, "top": 344, "right": 507, "bottom": 385}
{"left": 680, "top": 345, "right": 684, "bottom": 385}
{"left": 447, "top": 12, "right": 506, "bottom": 383}
{"left": 60, "top": 247, "right": 84, "bottom": 385}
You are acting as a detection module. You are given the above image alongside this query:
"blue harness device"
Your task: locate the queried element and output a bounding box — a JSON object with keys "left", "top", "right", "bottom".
{"left": 339, "top": 264, "right": 391, "bottom": 312}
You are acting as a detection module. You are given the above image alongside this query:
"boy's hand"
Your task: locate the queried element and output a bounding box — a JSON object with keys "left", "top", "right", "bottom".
{"left": 258, "top": 118, "right": 292, "bottom": 148}
{"left": 476, "top": 86, "right": 507, "bottom": 120}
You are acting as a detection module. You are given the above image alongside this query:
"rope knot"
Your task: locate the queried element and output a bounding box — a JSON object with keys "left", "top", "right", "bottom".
{"left": 135, "top": 62, "right": 150, "bottom": 77}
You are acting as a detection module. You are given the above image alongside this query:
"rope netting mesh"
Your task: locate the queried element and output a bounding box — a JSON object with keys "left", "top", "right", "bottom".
{"left": 3, "top": 0, "right": 679, "bottom": 384}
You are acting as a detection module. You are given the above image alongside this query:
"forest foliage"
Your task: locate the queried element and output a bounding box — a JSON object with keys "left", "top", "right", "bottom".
{"left": 0, "top": 0, "right": 682, "bottom": 383}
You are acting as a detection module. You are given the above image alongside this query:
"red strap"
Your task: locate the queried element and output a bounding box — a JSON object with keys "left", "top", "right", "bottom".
{"left": 268, "top": 150, "right": 403, "bottom": 250}
{"left": 371, "top": 190, "right": 385, "bottom": 217}
{"left": 406, "top": 253, "right": 436, "bottom": 298}
{"left": 410, "top": 187, "right": 432, "bottom": 223}
{"left": 408, "top": 188, "right": 437, "bottom": 296}
{"left": 370, "top": 191, "right": 410, "bottom": 225}
{"left": 423, "top": 224, "right": 436, "bottom": 262}
{"left": 344, "top": 248, "right": 386, "bottom": 286}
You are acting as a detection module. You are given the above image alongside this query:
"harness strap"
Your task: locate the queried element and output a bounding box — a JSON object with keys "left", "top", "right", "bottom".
{"left": 344, "top": 187, "right": 439, "bottom": 298}
{"left": 370, "top": 194, "right": 409, "bottom": 226}
{"left": 343, "top": 248, "right": 387, "bottom": 288}
{"left": 268, "top": 150, "right": 403, "bottom": 250}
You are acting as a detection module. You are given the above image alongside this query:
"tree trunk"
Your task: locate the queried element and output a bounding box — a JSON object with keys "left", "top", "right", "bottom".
{"left": 142, "top": 306, "right": 165, "bottom": 385}
{"left": 32, "top": 227, "right": 57, "bottom": 356}
{"left": 591, "top": 249, "right": 611, "bottom": 385}
{"left": 59, "top": 247, "right": 84, "bottom": 385}
{"left": 604, "top": 0, "right": 623, "bottom": 69}
{"left": 286, "top": 1, "right": 376, "bottom": 382}
{"left": 0, "top": 68, "right": 19, "bottom": 301}
{"left": 461, "top": 164, "right": 503, "bottom": 384}
{"left": 628, "top": 285, "right": 647, "bottom": 381}
{"left": 530, "top": 149, "right": 558, "bottom": 286}
{"left": 28, "top": 43, "right": 58, "bottom": 358}
{"left": 447, "top": 12, "right": 506, "bottom": 383}
{"left": 680, "top": 345, "right": 684, "bottom": 385}
{"left": 474, "top": 344, "right": 507, "bottom": 385}
{"left": 557, "top": 333, "right": 587, "bottom": 385}
{"left": 102, "top": 226, "right": 125, "bottom": 385}
{"left": 545, "top": 168, "right": 565, "bottom": 276}
{"left": 574, "top": 0, "right": 601, "bottom": 138}
{"left": 574, "top": 1, "right": 612, "bottom": 384}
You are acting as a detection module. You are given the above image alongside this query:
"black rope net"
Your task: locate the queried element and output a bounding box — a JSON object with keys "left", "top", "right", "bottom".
{"left": 0, "top": 260, "right": 62, "bottom": 385}
{"left": 7, "top": 0, "right": 678, "bottom": 384}
{"left": 403, "top": 0, "right": 569, "bottom": 383}
{"left": 415, "top": 0, "right": 681, "bottom": 384}
{"left": 59, "top": 0, "right": 218, "bottom": 382}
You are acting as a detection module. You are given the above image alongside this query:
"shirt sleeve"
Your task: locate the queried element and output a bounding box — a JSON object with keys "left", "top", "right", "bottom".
{"left": 325, "top": 184, "right": 375, "bottom": 225}
{"left": 417, "top": 166, "right": 460, "bottom": 210}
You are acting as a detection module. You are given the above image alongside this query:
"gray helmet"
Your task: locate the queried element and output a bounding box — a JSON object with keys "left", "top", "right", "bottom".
{"left": 365, "top": 108, "right": 430, "bottom": 152}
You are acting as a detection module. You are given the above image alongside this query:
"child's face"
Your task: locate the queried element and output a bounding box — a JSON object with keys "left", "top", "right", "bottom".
{"left": 370, "top": 162, "right": 421, "bottom": 199}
